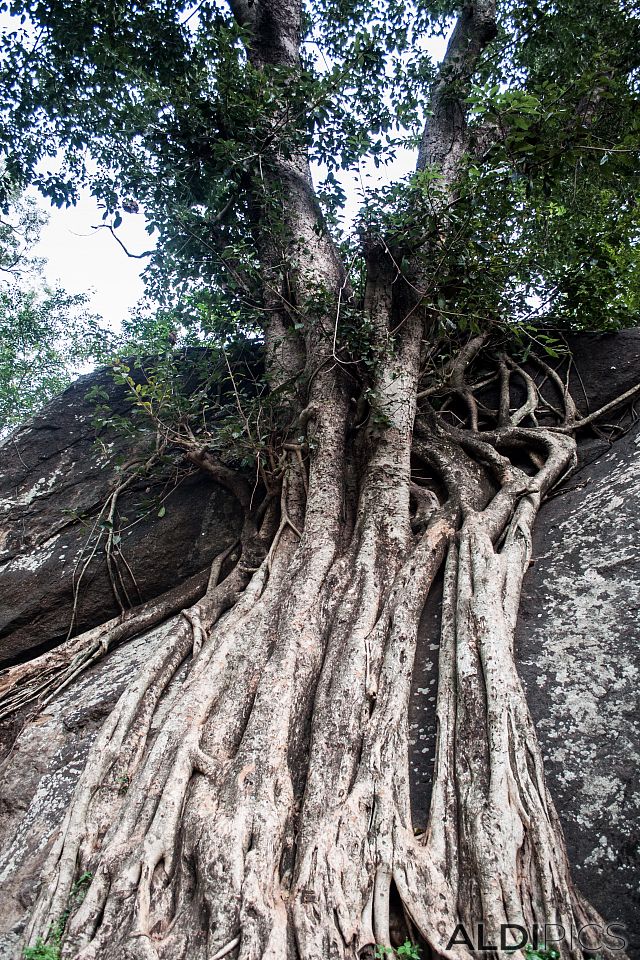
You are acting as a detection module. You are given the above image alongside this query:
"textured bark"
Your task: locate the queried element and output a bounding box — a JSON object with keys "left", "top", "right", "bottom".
{"left": 3, "top": 1, "right": 634, "bottom": 958}
{"left": 13, "top": 382, "right": 629, "bottom": 960}
{"left": 0, "top": 567, "right": 215, "bottom": 721}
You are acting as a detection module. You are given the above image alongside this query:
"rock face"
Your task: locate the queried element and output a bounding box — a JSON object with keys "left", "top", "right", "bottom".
{"left": 0, "top": 334, "right": 639, "bottom": 957}
{"left": 0, "top": 363, "right": 243, "bottom": 668}
{"left": 518, "top": 396, "right": 640, "bottom": 956}
{"left": 0, "top": 622, "right": 173, "bottom": 956}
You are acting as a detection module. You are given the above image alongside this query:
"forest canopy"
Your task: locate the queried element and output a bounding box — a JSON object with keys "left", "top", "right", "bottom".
{"left": 1, "top": 0, "right": 638, "bottom": 360}
{"left": 0, "top": 190, "right": 108, "bottom": 432}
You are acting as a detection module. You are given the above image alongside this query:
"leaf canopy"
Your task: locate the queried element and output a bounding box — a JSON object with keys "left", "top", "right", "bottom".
{"left": 0, "top": 191, "right": 111, "bottom": 431}
{"left": 0, "top": 0, "right": 638, "bottom": 350}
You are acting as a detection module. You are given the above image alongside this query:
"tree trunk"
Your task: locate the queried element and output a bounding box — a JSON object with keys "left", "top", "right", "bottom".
{"left": 11, "top": 366, "right": 629, "bottom": 960}
{"left": 5, "top": 0, "right": 633, "bottom": 957}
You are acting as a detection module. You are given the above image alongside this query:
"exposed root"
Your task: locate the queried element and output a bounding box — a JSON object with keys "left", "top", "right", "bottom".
{"left": 182, "top": 607, "right": 207, "bottom": 658}
{"left": 0, "top": 566, "right": 215, "bottom": 724}
{"left": 16, "top": 345, "right": 636, "bottom": 960}
{"left": 210, "top": 938, "right": 241, "bottom": 960}
{"left": 9, "top": 0, "right": 635, "bottom": 949}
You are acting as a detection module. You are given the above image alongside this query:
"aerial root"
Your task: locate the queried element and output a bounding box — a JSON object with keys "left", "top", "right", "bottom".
{"left": 22, "top": 615, "right": 197, "bottom": 947}
{"left": 0, "top": 535, "right": 251, "bottom": 728}
{"left": 410, "top": 445, "right": 622, "bottom": 960}
{"left": 210, "top": 937, "right": 241, "bottom": 960}
{"left": 20, "top": 371, "right": 639, "bottom": 960}
{"left": 22, "top": 544, "right": 266, "bottom": 947}
{"left": 372, "top": 865, "right": 392, "bottom": 947}
{"left": 182, "top": 606, "right": 207, "bottom": 658}
{"left": 0, "top": 562, "right": 220, "bottom": 724}
{"left": 40, "top": 546, "right": 292, "bottom": 958}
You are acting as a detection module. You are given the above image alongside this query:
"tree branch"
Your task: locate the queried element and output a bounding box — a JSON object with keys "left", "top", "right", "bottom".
{"left": 417, "top": 0, "right": 497, "bottom": 183}
{"left": 553, "top": 381, "right": 640, "bottom": 433}
{"left": 91, "top": 224, "right": 155, "bottom": 259}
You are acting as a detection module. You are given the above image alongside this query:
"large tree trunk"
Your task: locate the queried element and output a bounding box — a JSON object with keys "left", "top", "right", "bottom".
{"left": 3, "top": 0, "right": 634, "bottom": 957}
{"left": 8, "top": 362, "right": 630, "bottom": 960}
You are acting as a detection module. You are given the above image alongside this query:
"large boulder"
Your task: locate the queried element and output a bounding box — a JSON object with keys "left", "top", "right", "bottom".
{"left": 0, "top": 361, "right": 243, "bottom": 668}
{"left": 518, "top": 396, "right": 640, "bottom": 956}
{"left": 1, "top": 332, "right": 639, "bottom": 668}
{"left": 0, "top": 333, "right": 639, "bottom": 956}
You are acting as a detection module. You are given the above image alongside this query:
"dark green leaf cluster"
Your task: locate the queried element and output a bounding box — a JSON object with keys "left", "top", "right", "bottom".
{"left": 0, "top": 0, "right": 638, "bottom": 377}
{"left": 374, "top": 938, "right": 421, "bottom": 958}
{"left": 107, "top": 338, "right": 286, "bottom": 475}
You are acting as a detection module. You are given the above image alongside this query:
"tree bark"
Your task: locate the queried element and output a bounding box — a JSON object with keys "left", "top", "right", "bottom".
{"left": 6, "top": 2, "right": 631, "bottom": 959}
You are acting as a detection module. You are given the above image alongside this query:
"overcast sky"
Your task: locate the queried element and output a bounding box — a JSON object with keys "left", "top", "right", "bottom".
{"left": 29, "top": 156, "right": 414, "bottom": 331}
{"left": 29, "top": 187, "right": 153, "bottom": 332}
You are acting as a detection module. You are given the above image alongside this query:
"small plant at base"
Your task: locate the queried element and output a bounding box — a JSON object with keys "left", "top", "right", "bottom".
{"left": 523, "top": 946, "right": 560, "bottom": 960}
{"left": 115, "top": 772, "right": 131, "bottom": 794}
{"left": 22, "top": 915, "right": 65, "bottom": 960}
{"left": 374, "top": 940, "right": 421, "bottom": 959}
{"left": 22, "top": 873, "right": 93, "bottom": 959}
{"left": 71, "top": 871, "right": 93, "bottom": 903}
{"left": 23, "top": 939, "right": 60, "bottom": 960}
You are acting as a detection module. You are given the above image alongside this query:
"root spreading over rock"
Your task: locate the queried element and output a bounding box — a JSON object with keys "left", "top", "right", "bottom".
{"left": 7, "top": 352, "right": 634, "bottom": 960}
{"left": 3, "top": 0, "right": 637, "bottom": 956}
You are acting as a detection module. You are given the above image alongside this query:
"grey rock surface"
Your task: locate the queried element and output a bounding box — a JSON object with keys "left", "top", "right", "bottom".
{"left": 519, "top": 421, "right": 640, "bottom": 957}
{"left": 0, "top": 364, "right": 243, "bottom": 667}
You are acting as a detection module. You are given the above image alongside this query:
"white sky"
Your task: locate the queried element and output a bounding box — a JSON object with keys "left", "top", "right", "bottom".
{"left": 29, "top": 188, "right": 153, "bottom": 332}
{"left": 29, "top": 155, "right": 417, "bottom": 332}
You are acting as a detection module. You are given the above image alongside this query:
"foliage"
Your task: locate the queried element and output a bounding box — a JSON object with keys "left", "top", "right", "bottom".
{"left": 0, "top": 190, "right": 111, "bottom": 433}
{"left": 22, "top": 873, "right": 93, "bottom": 960}
{"left": 23, "top": 939, "right": 60, "bottom": 960}
{"left": 106, "top": 337, "right": 276, "bottom": 475}
{"left": 0, "top": 284, "right": 109, "bottom": 432}
{"left": 523, "top": 944, "right": 560, "bottom": 960}
{"left": 22, "top": 939, "right": 60, "bottom": 960}
{"left": 0, "top": 0, "right": 636, "bottom": 446}
{"left": 374, "top": 939, "right": 421, "bottom": 958}
{"left": 0, "top": 0, "right": 636, "bottom": 356}
{"left": 0, "top": 191, "right": 46, "bottom": 277}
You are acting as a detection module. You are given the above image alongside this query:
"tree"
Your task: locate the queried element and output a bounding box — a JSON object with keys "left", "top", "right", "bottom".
{"left": 0, "top": 191, "right": 109, "bottom": 432}
{"left": 0, "top": 1, "right": 639, "bottom": 959}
